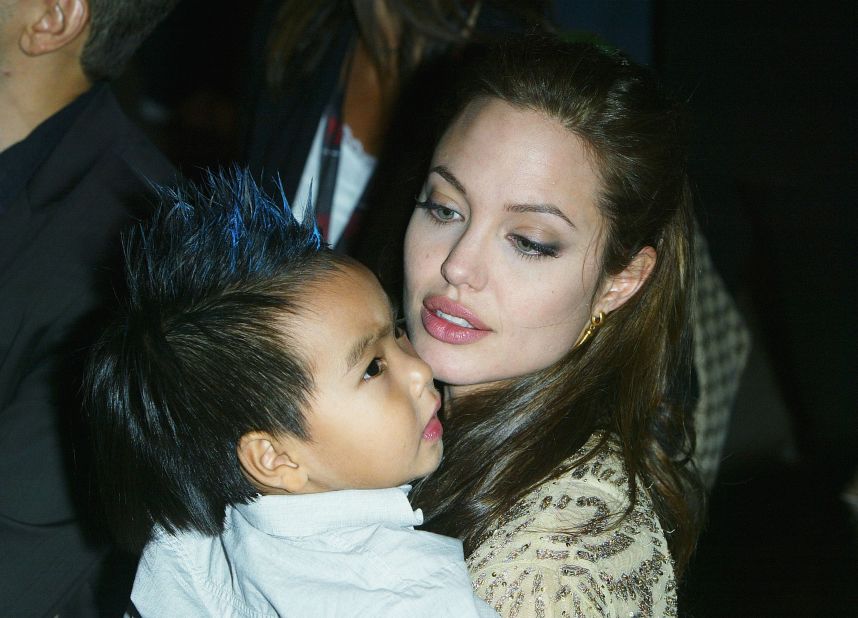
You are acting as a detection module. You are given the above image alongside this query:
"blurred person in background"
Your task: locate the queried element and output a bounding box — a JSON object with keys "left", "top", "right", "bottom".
{"left": 243, "top": 0, "right": 550, "bottom": 267}
{"left": 0, "top": 1, "right": 177, "bottom": 614}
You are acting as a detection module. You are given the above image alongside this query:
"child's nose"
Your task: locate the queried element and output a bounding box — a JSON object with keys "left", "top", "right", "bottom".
{"left": 400, "top": 334, "right": 434, "bottom": 398}
{"left": 411, "top": 356, "right": 434, "bottom": 400}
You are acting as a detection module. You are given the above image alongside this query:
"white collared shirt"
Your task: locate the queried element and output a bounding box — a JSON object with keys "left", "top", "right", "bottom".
{"left": 292, "top": 117, "right": 376, "bottom": 247}
{"left": 129, "top": 486, "right": 496, "bottom": 617}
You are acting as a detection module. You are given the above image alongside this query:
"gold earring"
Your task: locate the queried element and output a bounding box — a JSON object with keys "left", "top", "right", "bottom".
{"left": 573, "top": 311, "right": 606, "bottom": 349}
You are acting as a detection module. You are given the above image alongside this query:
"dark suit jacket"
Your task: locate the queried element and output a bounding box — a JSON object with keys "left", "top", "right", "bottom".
{"left": 0, "top": 85, "right": 174, "bottom": 617}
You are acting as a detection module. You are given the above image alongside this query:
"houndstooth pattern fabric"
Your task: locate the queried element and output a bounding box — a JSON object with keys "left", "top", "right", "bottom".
{"left": 692, "top": 228, "right": 751, "bottom": 488}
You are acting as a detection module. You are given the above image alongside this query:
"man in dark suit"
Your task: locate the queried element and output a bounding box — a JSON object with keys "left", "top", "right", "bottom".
{"left": 0, "top": 1, "right": 177, "bottom": 615}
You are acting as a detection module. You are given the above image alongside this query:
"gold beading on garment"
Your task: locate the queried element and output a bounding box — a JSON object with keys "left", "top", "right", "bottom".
{"left": 467, "top": 435, "right": 678, "bottom": 617}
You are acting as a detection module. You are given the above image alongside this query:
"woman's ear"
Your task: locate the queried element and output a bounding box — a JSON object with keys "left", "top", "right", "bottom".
{"left": 596, "top": 246, "right": 656, "bottom": 314}
{"left": 237, "top": 432, "right": 309, "bottom": 494}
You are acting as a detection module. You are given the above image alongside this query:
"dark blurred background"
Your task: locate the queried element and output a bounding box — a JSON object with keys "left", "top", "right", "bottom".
{"left": 652, "top": 2, "right": 857, "bottom": 614}
{"left": 114, "top": 1, "right": 856, "bottom": 614}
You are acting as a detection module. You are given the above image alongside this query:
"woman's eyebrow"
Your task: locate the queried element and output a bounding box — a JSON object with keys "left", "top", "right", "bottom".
{"left": 430, "top": 165, "right": 467, "bottom": 196}
{"left": 506, "top": 203, "right": 576, "bottom": 229}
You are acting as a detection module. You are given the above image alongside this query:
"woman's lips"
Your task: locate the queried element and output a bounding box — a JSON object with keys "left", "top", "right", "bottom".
{"left": 420, "top": 297, "right": 491, "bottom": 344}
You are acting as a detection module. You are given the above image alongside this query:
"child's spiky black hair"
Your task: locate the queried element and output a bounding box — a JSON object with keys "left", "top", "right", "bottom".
{"left": 127, "top": 167, "right": 322, "bottom": 309}
{"left": 86, "top": 168, "right": 346, "bottom": 550}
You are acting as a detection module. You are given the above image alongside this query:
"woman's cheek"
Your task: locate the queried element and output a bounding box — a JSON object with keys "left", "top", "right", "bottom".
{"left": 416, "top": 238, "right": 447, "bottom": 279}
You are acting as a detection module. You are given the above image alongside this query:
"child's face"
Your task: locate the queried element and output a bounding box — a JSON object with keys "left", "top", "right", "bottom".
{"left": 288, "top": 262, "right": 443, "bottom": 492}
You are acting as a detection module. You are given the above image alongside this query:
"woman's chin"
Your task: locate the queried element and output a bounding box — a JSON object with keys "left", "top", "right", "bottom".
{"left": 423, "top": 356, "right": 487, "bottom": 390}
{"left": 429, "top": 361, "right": 507, "bottom": 397}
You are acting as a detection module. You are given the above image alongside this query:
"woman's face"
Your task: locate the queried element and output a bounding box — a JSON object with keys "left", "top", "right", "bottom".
{"left": 403, "top": 99, "right": 608, "bottom": 396}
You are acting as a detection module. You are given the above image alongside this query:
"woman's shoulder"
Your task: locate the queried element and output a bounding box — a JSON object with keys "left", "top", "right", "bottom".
{"left": 467, "top": 434, "right": 677, "bottom": 617}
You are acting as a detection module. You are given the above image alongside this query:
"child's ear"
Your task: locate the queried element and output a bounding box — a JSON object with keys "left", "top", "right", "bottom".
{"left": 237, "top": 432, "right": 309, "bottom": 494}
{"left": 595, "top": 246, "right": 656, "bottom": 315}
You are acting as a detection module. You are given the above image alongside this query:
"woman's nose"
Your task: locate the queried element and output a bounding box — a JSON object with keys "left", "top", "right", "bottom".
{"left": 440, "top": 231, "right": 487, "bottom": 291}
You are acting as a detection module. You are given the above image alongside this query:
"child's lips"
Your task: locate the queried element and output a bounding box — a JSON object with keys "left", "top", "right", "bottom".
{"left": 422, "top": 414, "right": 443, "bottom": 441}
{"left": 422, "top": 395, "right": 443, "bottom": 440}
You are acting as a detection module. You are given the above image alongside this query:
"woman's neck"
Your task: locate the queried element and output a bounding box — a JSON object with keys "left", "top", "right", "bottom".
{"left": 341, "top": 37, "right": 399, "bottom": 157}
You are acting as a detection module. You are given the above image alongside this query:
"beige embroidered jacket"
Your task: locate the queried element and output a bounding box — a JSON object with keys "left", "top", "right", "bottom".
{"left": 468, "top": 438, "right": 677, "bottom": 618}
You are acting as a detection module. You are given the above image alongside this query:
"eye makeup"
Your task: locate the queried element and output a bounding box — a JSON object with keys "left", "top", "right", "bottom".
{"left": 507, "top": 233, "right": 560, "bottom": 259}
{"left": 415, "top": 198, "right": 462, "bottom": 225}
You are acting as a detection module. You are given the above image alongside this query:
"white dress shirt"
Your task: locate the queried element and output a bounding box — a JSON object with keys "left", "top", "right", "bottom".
{"left": 292, "top": 117, "right": 376, "bottom": 247}
{"left": 129, "top": 486, "right": 496, "bottom": 617}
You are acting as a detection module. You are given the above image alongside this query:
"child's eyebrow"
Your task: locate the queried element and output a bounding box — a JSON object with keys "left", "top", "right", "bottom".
{"left": 345, "top": 322, "right": 392, "bottom": 374}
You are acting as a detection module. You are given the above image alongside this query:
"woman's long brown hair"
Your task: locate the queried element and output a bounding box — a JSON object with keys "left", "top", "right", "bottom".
{"left": 411, "top": 35, "right": 705, "bottom": 576}
{"left": 264, "top": 1, "right": 552, "bottom": 90}
{"left": 265, "top": 0, "right": 477, "bottom": 90}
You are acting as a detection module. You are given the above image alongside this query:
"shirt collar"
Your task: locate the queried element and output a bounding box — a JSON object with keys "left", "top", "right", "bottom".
{"left": 232, "top": 485, "right": 423, "bottom": 538}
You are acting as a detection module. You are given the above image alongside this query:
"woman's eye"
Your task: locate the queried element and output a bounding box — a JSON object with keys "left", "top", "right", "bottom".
{"left": 431, "top": 205, "right": 459, "bottom": 222}
{"left": 510, "top": 234, "right": 559, "bottom": 258}
{"left": 363, "top": 358, "right": 385, "bottom": 381}
{"left": 415, "top": 198, "right": 462, "bottom": 225}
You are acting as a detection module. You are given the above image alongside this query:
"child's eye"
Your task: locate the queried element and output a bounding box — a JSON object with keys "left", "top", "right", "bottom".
{"left": 362, "top": 358, "right": 385, "bottom": 381}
